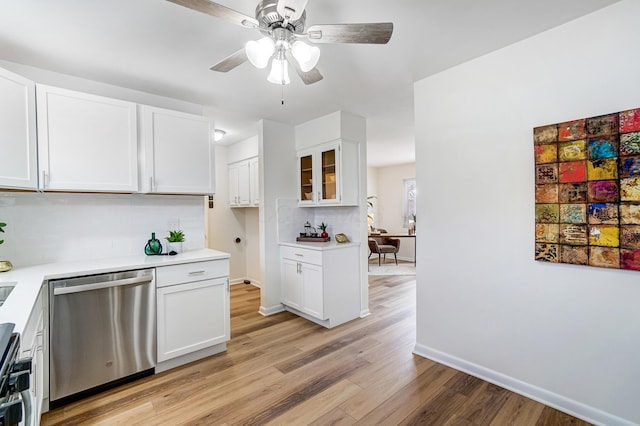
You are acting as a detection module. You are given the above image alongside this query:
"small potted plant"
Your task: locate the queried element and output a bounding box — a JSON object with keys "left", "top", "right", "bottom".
{"left": 317, "top": 222, "right": 329, "bottom": 238}
{"left": 0, "top": 222, "right": 12, "bottom": 272}
{"left": 166, "top": 230, "right": 185, "bottom": 254}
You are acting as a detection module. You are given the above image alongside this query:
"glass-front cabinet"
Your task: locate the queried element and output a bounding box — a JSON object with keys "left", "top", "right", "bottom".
{"left": 297, "top": 139, "right": 359, "bottom": 207}
{"left": 299, "top": 153, "right": 314, "bottom": 203}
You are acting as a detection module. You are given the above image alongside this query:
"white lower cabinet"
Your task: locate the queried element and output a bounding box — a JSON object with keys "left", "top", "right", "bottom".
{"left": 156, "top": 259, "right": 230, "bottom": 369}
{"left": 21, "top": 284, "right": 46, "bottom": 425}
{"left": 281, "top": 258, "right": 324, "bottom": 319}
{"left": 280, "top": 243, "right": 361, "bottom": 328}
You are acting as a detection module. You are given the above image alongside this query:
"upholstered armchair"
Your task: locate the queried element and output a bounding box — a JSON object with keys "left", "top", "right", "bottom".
{"left": 368, "top": 236, "right": 401, "bottom": 266}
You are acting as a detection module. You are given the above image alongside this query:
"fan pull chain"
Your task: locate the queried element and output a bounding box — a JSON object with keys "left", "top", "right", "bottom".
{"left": 281, "top": 85, "right": 285, "bottom": 106}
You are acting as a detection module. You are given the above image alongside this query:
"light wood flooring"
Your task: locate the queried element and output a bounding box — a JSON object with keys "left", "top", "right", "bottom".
{"left": 42, "top": 275, "right": 591, "bottom": 425}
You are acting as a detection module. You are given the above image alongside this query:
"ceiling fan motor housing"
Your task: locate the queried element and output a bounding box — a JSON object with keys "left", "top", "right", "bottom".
{"left": 256, "top": 0, "right": 306, "bottom": 35}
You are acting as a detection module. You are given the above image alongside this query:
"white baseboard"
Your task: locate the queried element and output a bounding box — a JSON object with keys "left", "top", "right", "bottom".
{"left": 413, "top": 343, "right": 635, "bottom": 426}
{"left": 360, "top": 308, "right": 371, "bottom": 318}
{"left": 259, "top": 304, "right": 285, "bottom": 316}
{"left": 229, "top": 277, "right": 260, "bottom": 288}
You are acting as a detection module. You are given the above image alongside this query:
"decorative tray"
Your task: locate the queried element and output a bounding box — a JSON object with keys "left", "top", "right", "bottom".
{"left": 296, "top": 236, "right": 331, "bottom": 242}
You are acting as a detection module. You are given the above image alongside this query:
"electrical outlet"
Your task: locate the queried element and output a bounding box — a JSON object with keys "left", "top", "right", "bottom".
{"left": 167, "top": 218, "right": 180, "bottom": 230}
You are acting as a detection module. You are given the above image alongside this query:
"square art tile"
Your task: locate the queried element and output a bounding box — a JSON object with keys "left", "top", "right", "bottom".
{"left": 534, "top": 107, "right": 640, "bottom": 271}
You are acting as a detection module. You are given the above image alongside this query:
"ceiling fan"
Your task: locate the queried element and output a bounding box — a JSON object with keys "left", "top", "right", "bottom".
{"left": 167, "top": 0, "right": 393, "bottom": 85}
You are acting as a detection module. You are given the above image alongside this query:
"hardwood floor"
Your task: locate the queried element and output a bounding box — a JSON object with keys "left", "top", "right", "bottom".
{"left": 41, "top": 276, "right": 591, "bottom": 425}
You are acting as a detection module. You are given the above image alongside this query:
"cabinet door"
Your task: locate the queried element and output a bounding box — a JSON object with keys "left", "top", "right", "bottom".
{"left": 318, "top": 144, "right": 340, "bottom": 205}
{"left": 249, "top": 157, "right": 259, "bottom": 206}
{"left": 157, "top": 277, "right": 229, "bottom": 362}
{"left": 20, "top": 285, "right": 45, "bottom": 421}
{"left": 228, "top": 163, "right": 240, "bottom": 206}
{"left": 0, "top": 67, "right": 37, "bottom": 189}
{"left": 141, "top": 106, "right": 215, "bottom": 194}
{"left": 37, "top": 85, "right": 138, "bottom": 192}
{"left": 237, "top": 161, "right": 251, "bottom": 205}
{"left": 281, "top": 258, "right": 303, "bottom": 310}
{"left": 301, "top": 263, "right": 325, "bottom": 319}
{"left": 298, "top": 152, "right": 315, "bottom": 205}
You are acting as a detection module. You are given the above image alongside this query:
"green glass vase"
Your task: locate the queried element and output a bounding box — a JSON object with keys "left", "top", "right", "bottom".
{"left": 144, "top": 232, "right": 163, "bottom": 255}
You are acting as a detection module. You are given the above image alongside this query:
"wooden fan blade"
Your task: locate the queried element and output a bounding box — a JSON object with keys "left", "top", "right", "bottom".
{"left": 306, "top": 23, "right": 393, "bottom": 44}
{"left": 210, "top": 48, "right": 248, "bottom": 72}
{"left": 166, "top": 0, "right": 258, "bottom": 28}
{"left": 276, "top": 0, "right": 309, "bottom": 21}
{"left": 285, "top": 51, "right": 323, "bottom": 85}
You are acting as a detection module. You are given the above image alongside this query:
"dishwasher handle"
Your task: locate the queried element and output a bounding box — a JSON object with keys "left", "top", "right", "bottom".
{"left": 53, "top": 274, "right": 153, "bottom": 296}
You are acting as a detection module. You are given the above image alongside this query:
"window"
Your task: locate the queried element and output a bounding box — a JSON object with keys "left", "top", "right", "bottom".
{"left": 403, "top": 178, "right": 416, "bottom": 227}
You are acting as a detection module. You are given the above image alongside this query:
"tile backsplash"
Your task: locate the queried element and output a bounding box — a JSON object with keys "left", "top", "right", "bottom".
{"left": 0, "top": 192, "right": 205, "bottom": 267}
{"left": 276, "top": 198, "right": 361, "bottom": 243}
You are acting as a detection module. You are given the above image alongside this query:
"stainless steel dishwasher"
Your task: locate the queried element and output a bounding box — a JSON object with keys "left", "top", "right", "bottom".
{"left": 49, "top": 269, "right": 156, "bottom": 407}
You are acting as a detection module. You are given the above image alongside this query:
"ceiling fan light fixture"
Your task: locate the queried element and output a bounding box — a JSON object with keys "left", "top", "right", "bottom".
{"left": 245, "top": 37, "right": 275, "bottom": 69}
{"left": 267, "top": 58, "right": 290, "bottom": 85}
{"left": 291, "top": 40, "right": 320, "bottom": 72}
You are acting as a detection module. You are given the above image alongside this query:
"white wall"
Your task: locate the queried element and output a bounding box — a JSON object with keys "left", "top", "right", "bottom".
{"left": 414, "top": 1, "right": 640, "bottom": 425}
{"left": 206, "top": 135, "right": 261, "bottom": 285}
{"left": 368, "top": 163, "right": 416, "bottom": 261}
{"left": 259, "top": 119, "right": 297, "bottom": 314}
{"left": 0, "top": 192, "right": 205, "bottom": 267}
{"left": 206, "top": 145, "right": 247, "bottom": 282}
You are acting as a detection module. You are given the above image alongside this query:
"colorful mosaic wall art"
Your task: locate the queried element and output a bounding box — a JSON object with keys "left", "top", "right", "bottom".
{"left": 534, "top": 108, "right": 640, "bottom": 270}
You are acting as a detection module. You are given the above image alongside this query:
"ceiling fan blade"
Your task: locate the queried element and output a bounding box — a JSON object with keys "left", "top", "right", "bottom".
{"left": 297, "top": 67, "right": 323, "bottom": 85}
{"left": 166, "top": 0, "right": 258, "bottom": 28}
{"left": 285, "top": 51, "right": 323, "bottom": 85}
{"left": 306, "top": 23, "right": 393, "bottom": 44}
{"left": 210, "top": 48, "right": 248, "bottom": 72}
{"left": 276, "top": 0, "right": 309, "bottom": 21}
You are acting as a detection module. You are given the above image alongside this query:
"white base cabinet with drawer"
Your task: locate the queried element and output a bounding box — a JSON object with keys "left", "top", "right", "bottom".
{"left": 280, "top": 243, "right": 361, "bottom": 328}
{"left": 155, "top": 259, "right": 230, "bottom": 372}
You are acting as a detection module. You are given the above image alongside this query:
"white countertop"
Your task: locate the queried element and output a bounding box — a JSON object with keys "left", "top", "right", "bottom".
{"left": 0, "top": 248, "right": 230, "bottom": 335}
{"left": 279, "top": 241, "right": 360, "bottom": 250}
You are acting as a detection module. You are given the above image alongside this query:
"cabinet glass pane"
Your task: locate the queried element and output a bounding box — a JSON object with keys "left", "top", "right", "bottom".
{"left": 300, "top": 154, "right": 313, "bottom": 201}
{"left": 322, "top": 149, "right": 336, "bottom": 200}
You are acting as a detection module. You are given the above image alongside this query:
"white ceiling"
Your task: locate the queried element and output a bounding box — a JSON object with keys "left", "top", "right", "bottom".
{"left": 0, "top": 0, "right": 619, "bottom": 166}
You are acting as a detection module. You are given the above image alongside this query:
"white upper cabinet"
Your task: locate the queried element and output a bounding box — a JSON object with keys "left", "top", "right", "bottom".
{"left": 140, "top": 106, "right": 215, "bottom": 195}
{"left": 0, "top": 67, "right": 37, "bottom": 189}
{"left": 228, "top": 156, "right": 258, "bottom": 207}
{"left": 297, "top": 139, "right": 359, "bottom": 207}
{"left": 249, "top": 156, "right": 259, "bottom": 206}
{"left": 37, "top": 85, "right": 138, "bottom": 192}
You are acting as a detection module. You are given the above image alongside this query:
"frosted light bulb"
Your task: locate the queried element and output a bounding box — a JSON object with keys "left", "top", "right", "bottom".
{"left": 291, "top": 41, "right": 320, "bottom": 72}
{"left": 245, "top": 37, "right": 275, "bottom": 69}
{"left": 267, "top": 58, "right": 290, "bottom": 85}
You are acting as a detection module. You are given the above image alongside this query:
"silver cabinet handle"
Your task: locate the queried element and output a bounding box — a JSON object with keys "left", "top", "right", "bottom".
{"left": 42, "top": 171, "right": 48, "bottom": 189}
{"left": 295, "top": 253, "right": 303, "bottom": 257}
{"left": 188, "top": 270, "right": 206, "bottom": 276}
{"left": 54, "top": 275, "right": 153, "bottom": 295}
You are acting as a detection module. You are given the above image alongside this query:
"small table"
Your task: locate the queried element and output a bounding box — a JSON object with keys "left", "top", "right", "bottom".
{"left": 368, "top": 233, "right": 416, "bottom": 265}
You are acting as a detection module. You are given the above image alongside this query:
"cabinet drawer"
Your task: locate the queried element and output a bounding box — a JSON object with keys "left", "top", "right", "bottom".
{"left": 156, "top": 259, "right": 229, "bottom": 287}
{"left": 280, "top": 246, "right": 323, "bottom": 266}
